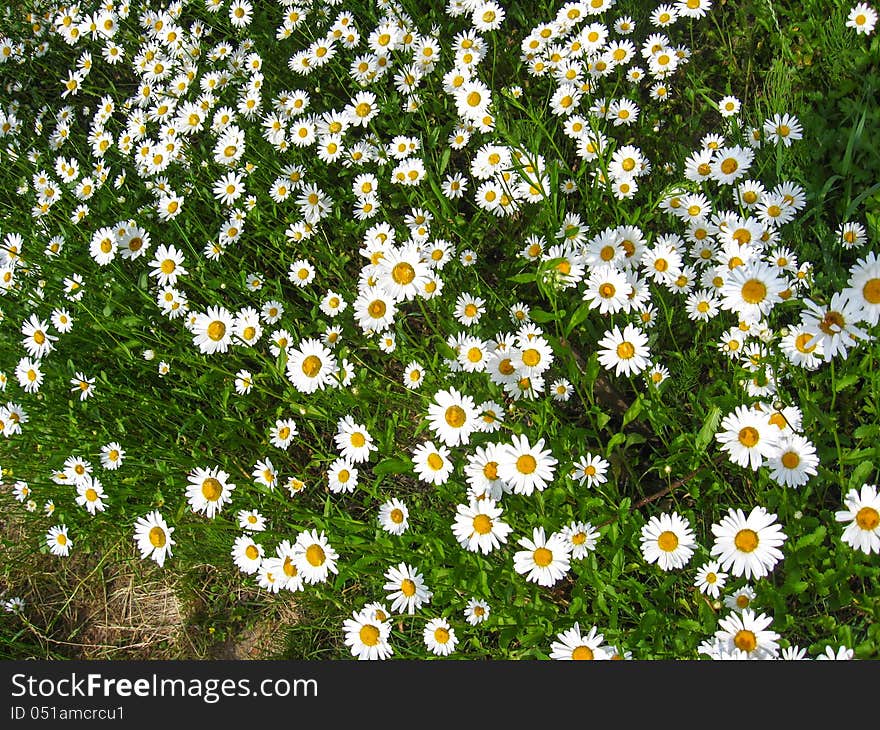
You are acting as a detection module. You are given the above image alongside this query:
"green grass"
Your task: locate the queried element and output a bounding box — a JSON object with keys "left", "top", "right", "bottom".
{"left": 1, "top": 0, "right": 879, "bottom": 661}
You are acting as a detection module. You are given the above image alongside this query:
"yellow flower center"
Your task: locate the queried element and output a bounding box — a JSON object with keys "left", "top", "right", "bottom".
{"left": 734, "top": 528, "right": 759, "bottom": 553}
{"left": 149, "top": 526, "right": 166, "bottom": 548}
{"left": 201, "top": 477, "right": 222, "bottom": 501}
{"left": 207, "top": 321, "right": 226, "bottom": 341}
{"left": 533, "top": 547, "right": 553, "bottom": 566}
{"left": 368, "top": 300, "right": 386, "bottom": 318}
{"left": 741, "top": 279, "right": 767, "bottom": 304}
{"left": 301, "top": 355, "right": 322, "bottom": 377}
{"left": 305, "top": 544, "right": 325, "bottom": 566}
{"left": 516, "top": 454, "right": 537, "bottom": 474}
{"left": 657, "top": 531, "right": 679, "bottom": 552}
{"left": 616, "top": 342, "right": 635, "bottom": 359}
{"left": 781, "top": 451, "right": 800, "bottom": 469}
{"left": 738, "top": 427, "right": 760, "bottom": 448}
{"left": 472, "top": 514, "right": 493, "bottom": 535}
{"left": 572, "top": 645, "right": 594, "bottom": 660}
{"left": 244, "top": 545, "right": 259, "bottom": 560}
{"left": 862, "top": 278, "right": 880, "bottom": 304}
{"left": 856, "top": 506, "right": 879, "bottom": 531}
{"left": 359, "top": 625, "right": 380, "bottom": 646}
{"left": 720, "top": 158, "right": 739, "bottom": 175}
{"left": 445, "top": 405, "right": 466, "bottom": 428}
{"left": 390, "top": 508, "right": 404, "bottom": 524}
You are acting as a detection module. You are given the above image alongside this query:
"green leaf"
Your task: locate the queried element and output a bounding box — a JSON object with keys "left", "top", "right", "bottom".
{"left": 529, "top": 308, "right": 557, "bottom": 323}
{"left": 372, "top": 457, "right": 412, "bottom": 476}
{"left": 507, "top": 272, "right": 535, "bottom": 284}
{"left": 694, "top": 406, "right": 722, "bottom": 453}
{"left": 622, "top": 394, "right": 644, "bottom": 428}
{"left": 834, "top": 373, "right": 860, "bottom": 392}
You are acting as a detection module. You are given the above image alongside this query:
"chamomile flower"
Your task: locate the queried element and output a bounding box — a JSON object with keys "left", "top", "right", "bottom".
{"left": 715, "top": 609, "right": 780, "bottom": 660}
{"left": 640, "top": 511, "right": 697, "bottom": 570}
{"left": 424, "top": 617, "right": 458, "bottom": 656}
{"left": 694, "top": 560, "right": 728, "bottom": 599}
{"left": 47, "top": 524, "right": 72, "bottom": 557}
{"left": 327, "top": 457, "right": 358, "bottom": 494}
{"left": 383, "top": 562, "right": 432, "bottom": 615}
{"left": 835, "top": 483, "right": 880, "bottom": 555}
{"left": 343, "top": 607, "right": 393, "bottom": 660}
{"left": 134, "top": 510, "right": 174, "bottom": 567}
{"left": 403, "top": 361, "right": 425, "bottom": 389}
{"left": 378, "top": 498, "right": 410, "bottom": 536}
{"left": 549, "top": 622, "right": 610, "bottom": 660}
{"left": 75, "top": 476, "right": 107, "bottom": 515}
{"left": 513, "top": 526, "right": 571, "bottom": 587}
{"left": 186, "top": 466, "right": 236, "bottom": 519}
{"left": 724, "top": 585, "right": 757, "bottom": 613}
{"left": 710, "top": 505, "right": 787, "bottom": 579}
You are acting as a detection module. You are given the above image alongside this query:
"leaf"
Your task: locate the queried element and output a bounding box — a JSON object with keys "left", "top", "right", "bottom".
{"left": 849, "top": 460, "right": 875, "bottom": 488}
{"left": 507, "top": 272, "right": 535, "bottom": 284}
{"left": 795, "top": 525, "right": 827, "bottom": 551}
{"left": 528, "top": 308, "right": 557, "bottom": 323}
{"left": 372, "top": 457, "right": 412, "bottom": 476}
{"left": 834, "top": 373, "right": 860, "bottom": 392}
{"left": 622, "top": 394, "right": 643, "bottom": 428}
{"left": 564, "top": 302, "right": 591, "bottom": 337}
{"left": 694, "top": 406, "right": 722, "bottom": 453}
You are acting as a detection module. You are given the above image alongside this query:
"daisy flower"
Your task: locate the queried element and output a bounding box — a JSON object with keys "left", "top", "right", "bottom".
{"left": 343, "top": 607, "right": 393, "bottom": 660}
{"left": 597, "top": 323, "right": 651, "bottom": 377}
{"left": 238, "top": 509, "right": 266, "bottom": 532}
{"left": 640, "top": 511, "right": 697, "bottom": 570}
{"left": 847, "top": 3, "right": 878, "bottom": 34}
{"left": 383, "top": 562, "right": 432, "bottom": 615}
{"left": 451, "top": 498, "right": 512, "bottom": 555}
{"left": 710, "top": 505, "right": 787, "bottom": 579}
{"left": 100, "top": 442, "right": 125, "bottom": 470}
{"left": 378, "top": 498, "right": 409, "bottom": 536}
{"left": 763, "top": 113, "right": 803, "bottom": 147}
{"left": 424, "top": 617, "right": 458, "bottom": 656}
{"left": 186, "top": 466, "right": 236, "bottom": 519}
{"left": 286, "top": 338, "right": 336, "bottom": 393}
{"left": 46, "top": 525, "right": 72, "bottom": 557}
{"left": 292, "top": 529, "right": 339, "bottom": 585}
{"left": 715, "top": 608, "right": 780, "bottom": 660}
{"left": 191, "top": 306, "right": 234, "bottom": 355}
{"left": 497, "top": 434, "right": 558, "bottom": 495}
{"left": 549, "top": 623, "right": 610, "bottom": 660}
{"left": 799, "top": 291, "right": 869, "bottom": 362}
{"left": 231, "top": 534, "right": 264, "bottom": 575}
{"left": 767, "top": 434, "right": 819, "bottom": 488}
{"left": 559, "top": 520, "right": 600, "bottom": 559}
{"left": 724, "top": 585, "right": 757, "bottom": 613}
{"left": 134, "top": 510, "right": 174, "bottom": 567}
{"left": 693, "top": 560, "right": 728, "bottom": 599}
{"left": 75, "top": 476, "right": 107, "bottom": 515}
{"left": 570, "top": 453, "right": 610, "bottom": 487}
{"left": 715, "top": 404, "right": 781, "bottom": 470}
{"left": 426, "top": 387, "right": 480, "bottom": 448}
{"left": 411, "top": 440, "right": 454, "bottom": 486}
{"left": 334, "top": 416, "right": 377, "bottom": 464}
{"left": 835, "top": 483, "right": 880, "bottom": 555}
{"left": 464, "top": 598, "right": 490, "bottom": 626}
{"left": 513, "top": 526, "right": 572, "bottom": 587}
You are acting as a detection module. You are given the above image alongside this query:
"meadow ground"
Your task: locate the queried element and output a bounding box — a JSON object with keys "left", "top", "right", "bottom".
{"left": 1, "top": 0, "right": 879, "bottom": 660}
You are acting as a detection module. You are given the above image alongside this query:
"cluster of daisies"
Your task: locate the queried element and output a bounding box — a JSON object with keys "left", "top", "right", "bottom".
{"left": 0, "top": 0, "right": 877, "bottom": 662}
